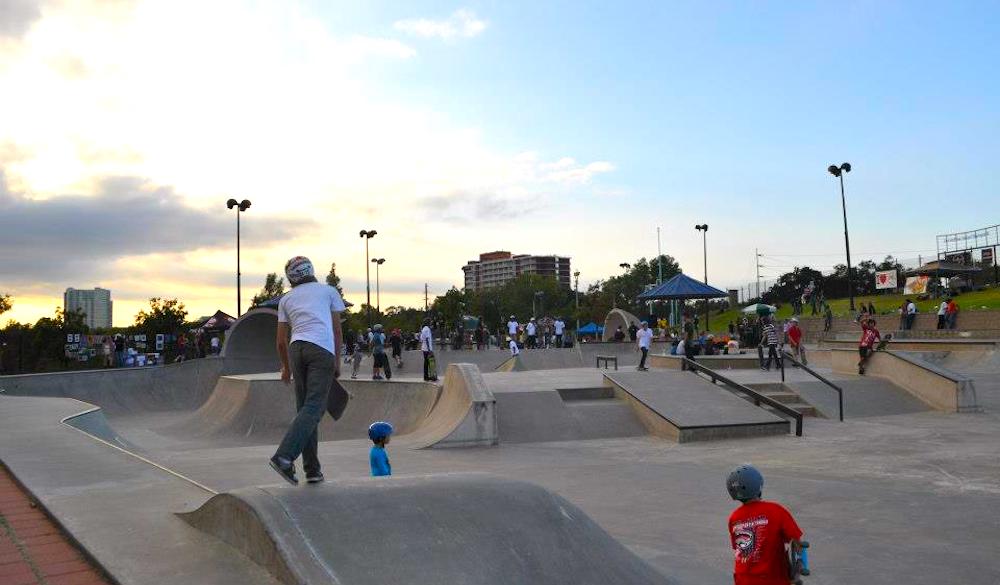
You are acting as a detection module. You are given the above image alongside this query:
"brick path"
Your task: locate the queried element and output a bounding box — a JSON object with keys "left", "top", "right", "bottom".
{"left": 0, "top": 465, "right": 112, "bottom": 585}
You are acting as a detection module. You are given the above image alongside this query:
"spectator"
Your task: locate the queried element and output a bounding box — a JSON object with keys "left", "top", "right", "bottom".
{"left": 946, "top": 297, "right": 959, "bottom": 329}
{"left": 823, "top": 305, "right": 833, "bottom": 332}
{"left": 906, "top": 299, "right": 917, "bottom": 330}
{"left": 613, "top": 326, "right": 626, "bottom": 342}
{"left": 635, "top": 321, "right": 653, "bottom": 371}
{"left": 628, "top": 321, "right": 639, "bottom": 342}
{"left": 554, "top": 317, "right": 566, "bottom": 348}
{"left": 867, "top": 301, "right": 875, "bottom": 316}
{"left": 787, "top": 317, "right": 806, "bottom": 365}
{"left": 760, "top": 318, "right": 781, "bottom": 371}
{"left": 936, "top": 299, "right": 948, "bottom": 329}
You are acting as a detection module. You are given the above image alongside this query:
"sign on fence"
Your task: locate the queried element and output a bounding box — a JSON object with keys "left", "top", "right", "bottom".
{"left": 875, "top": 270, "right": 897, "bottom": 290}
{"left": 904, "top": 275, "right": 930, "bottom": 295}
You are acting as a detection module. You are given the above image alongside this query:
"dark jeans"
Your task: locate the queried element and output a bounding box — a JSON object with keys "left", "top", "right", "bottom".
{"left": 275, "top": 341, "right": 338, "bottom": 476}
{"left": 906, "top": 314, "right": 916, "bottom": 330}
{"left": 763, "top": 344, "right": 780, "bottom": 370}
{"left": 937, "top": 315, "right": 946, "bottom": 329}
{"left": 527, "top": 335, "right": 537, "bottom": 348}
{"left": 555, "top": 334, "right": 563, "bottom": 348}
{"left": 947, "top": 313, "right": 957, "bottom": 329}
{"left": 639, "top": 347, "right": 649, "bottom": 369}
{"left": 423, "top": 351, "right": 434, "bottom": 380}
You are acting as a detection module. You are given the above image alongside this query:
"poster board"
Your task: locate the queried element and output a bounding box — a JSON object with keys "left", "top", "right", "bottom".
{"left": 904, "top": 275, "right": 930, "bottom": 295}
{"left": 875, "top": 270, "right": 897, "bottom": 290}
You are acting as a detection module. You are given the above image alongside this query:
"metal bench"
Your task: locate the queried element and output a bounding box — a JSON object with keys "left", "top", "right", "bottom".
{"left": 596, "top": 355, "right": 618, "bottom": 370}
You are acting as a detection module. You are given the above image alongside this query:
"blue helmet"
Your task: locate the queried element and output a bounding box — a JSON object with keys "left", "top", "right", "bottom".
{"left": 727, "top": 464, "right": 764, "bottom": 502}
{"left": 368, "top": 421, "right": 394, "bottom": 442}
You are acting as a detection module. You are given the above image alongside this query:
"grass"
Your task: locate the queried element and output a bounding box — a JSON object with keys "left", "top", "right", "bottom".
{"left": 706, "top": 285, "right": 1000, "bottom": 330}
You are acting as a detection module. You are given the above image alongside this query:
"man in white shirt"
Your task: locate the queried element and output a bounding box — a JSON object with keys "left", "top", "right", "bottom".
{"left": 271, "top": 256, "right": 346, "bottom": 485}
{"left": 507, "top": 316, "right": 519, "bottom": 340}
{"left": 906, "top": 299, "right": 917, "bottom": 330}
{"left": 553, "top": 318, "right": 566, "bottom": 348}
{"left": 936, "top": 299, "right": 948, "bottom": 330}
{"left": 420, "top": 318, "right": 436, "bottom": 381}
{"left": 525, "top": 318, "right": 538, "bottom": 349}
{"left": 635, "top": 321, "right": 654, "bottom": 371}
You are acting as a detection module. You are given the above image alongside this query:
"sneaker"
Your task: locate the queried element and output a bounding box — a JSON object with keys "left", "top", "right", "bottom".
{"left": 306, "top": 471, "right": 324, "bottom": 484}
{"left": 269, "top": 456, "right": 298, "bottom": 485}
{"left": 351, "top": 374, "right": 357, "bottom": 379}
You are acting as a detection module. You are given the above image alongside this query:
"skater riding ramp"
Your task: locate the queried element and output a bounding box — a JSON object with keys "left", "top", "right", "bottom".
{"left": 167, "top": 364, "right": 496, "bottom": 448}
{"left": 179, "top": 473, "right": 670, "bottom": 585}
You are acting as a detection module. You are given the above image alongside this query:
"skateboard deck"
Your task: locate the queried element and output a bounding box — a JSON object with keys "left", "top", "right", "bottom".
{"left": 788, "top": 540, "right": 810, "bottom": 585}
{"left": 327, "top": 378, "right": 350, "bottom": 421}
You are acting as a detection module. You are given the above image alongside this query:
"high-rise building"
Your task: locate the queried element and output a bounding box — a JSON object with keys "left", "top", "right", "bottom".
{"left": 64, "top": 287, "right": 113, "bottom": 329}
{"left": 462, "top": 251, "right": 571, "bottom": 291}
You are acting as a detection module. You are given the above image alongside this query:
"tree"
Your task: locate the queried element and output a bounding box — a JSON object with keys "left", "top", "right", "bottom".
{"left": 134, "top": 298, "right": 188, "bottom": 333}
{"left": 251, "top": 273, "right": 285, "bottom": 307}
{"left": 0, "top": 294, "right": 11, "bottom": 316}
{"left": 325, "top": 263, "right": 347, "bottom": 303}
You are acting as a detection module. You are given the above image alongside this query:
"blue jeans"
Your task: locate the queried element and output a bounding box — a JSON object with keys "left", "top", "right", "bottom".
{"left": 274, "top": 341, "right": 338, "bottom": 475}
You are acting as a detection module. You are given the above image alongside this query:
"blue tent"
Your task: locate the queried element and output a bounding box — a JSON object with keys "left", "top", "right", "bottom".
{"left": 637, "top": 272, "right": 728, "bottom": 300}
{"left": 577, "top": 322, "right": 604, "bottom": 335}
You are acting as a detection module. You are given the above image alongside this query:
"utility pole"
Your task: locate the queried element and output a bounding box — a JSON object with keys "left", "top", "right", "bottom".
{"left": 755, "top": 249, "right": 760, "bottom": 299}
{"left": 424, "top": 283, "right": 429, "bottom": 312}
{"left": 657, "top": 227, "right": 663, "bottom": 284}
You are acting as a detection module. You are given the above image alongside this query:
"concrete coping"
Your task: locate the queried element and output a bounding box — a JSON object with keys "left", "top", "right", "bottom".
{"left": 827, "top": 348, "right": 973, "bottom": 383}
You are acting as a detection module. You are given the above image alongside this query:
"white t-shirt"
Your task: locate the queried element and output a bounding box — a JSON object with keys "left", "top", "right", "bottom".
{"left": 937, "top": 301, "right": 947, "bottom": 316}
{"left": 420, "top": 325, "right": 434, "bottom": 352}
{"left": 509, "top": 339, "right": 520, "bottom": 356}
{"left": 554, "top": 320, "right": 565, "bottom": 335}
{"left": 526, "top": 322, "right": 537, "bottom": 335}
{"left": 277, "top": 282, "right": 346, "bottom": 356}
{"left": 636, "top": 327, "right": 653, "bottom": 349}
{"left": 210, "top": 337, "right": 220, "bottom": 349}
{"left": 907, "top": 302, "right": 917, "bottom": 315}
{"left": 507, "top": 320, "right": 519, "bottom": 335}
{"left": 675, "top": 339, "right": 686, "bottom": 355}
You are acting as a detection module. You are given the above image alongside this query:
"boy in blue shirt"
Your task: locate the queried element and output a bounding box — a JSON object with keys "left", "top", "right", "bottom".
{"left": 368, "top": 421, "right": 393, "bottom": 477}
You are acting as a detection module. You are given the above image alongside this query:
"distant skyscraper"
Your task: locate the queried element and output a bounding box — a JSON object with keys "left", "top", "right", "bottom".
{"left": 462, "top": 251, "right": 571, "bottom": 291}
{"left": 64, "top": 287, "right": 113, "bottom": 329}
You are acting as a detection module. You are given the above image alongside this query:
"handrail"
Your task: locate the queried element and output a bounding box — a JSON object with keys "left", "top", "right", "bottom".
{"left": 681, "top": 358, "right": 803, "bottom": 436}
{"left": 782, "top": 351, "right": 844, "bottom": 422}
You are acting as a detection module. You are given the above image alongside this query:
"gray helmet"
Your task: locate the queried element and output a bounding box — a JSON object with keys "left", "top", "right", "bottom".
{"left": 374, "top": 324, "right": 383, "bottom": 331}
{"left": 727, "top": 464, "right": 763, "bottom": 502}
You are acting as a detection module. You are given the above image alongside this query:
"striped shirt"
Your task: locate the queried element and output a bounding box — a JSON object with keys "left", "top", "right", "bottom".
{"left": 763, "top": 323, "right": 780, "bottom": 345}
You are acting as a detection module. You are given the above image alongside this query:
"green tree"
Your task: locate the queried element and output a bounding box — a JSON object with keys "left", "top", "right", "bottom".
{"left": 251, "top": 273, "right": 285, "bottom": 307}
{"left": 0, "top": 293, "right": 11, "bottom": 316}
{"left": 134, "top": 298, "right": 188, "bottom": 333}
{"left": 431, "top": 287, "right": 466, "bottom": 329}
{"left": 325, "top": 262, "right": 347, "bottom": 303}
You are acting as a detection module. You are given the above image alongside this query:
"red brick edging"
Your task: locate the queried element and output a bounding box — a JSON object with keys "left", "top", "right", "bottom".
{"left": 0, "top": 465, "right": 113, "bottom": 585}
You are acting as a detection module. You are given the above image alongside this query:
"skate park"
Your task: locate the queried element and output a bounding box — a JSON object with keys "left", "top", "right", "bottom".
{"left": 2, "top": 306, "right": 1000, "bottom": 585}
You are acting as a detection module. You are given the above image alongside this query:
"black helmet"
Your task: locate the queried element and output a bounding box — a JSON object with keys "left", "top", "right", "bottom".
{"left": 727, "top": 464, "right": 763, "bottom": 502}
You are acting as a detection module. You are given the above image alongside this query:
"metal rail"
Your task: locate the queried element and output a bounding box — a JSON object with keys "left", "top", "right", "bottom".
{"left": 681, "top": 358, "right": 803, "bottom": 436}
{"left": 782, "top": 351, "right": 844, "bottom": 422}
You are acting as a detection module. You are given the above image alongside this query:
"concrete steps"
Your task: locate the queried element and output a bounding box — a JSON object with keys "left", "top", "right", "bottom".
{"left": 744, "top": 382, "right": 820, "bottom": 417}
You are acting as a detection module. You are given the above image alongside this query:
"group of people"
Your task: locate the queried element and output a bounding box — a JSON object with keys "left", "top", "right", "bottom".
{"left": 936, "top": 297, "right": 960, "bottom": 330}
{"left": 343, "top": 326, "right": 406, "bottom": 380}
{"left": 505, "top": 315, "right": 568, "bottom": 350}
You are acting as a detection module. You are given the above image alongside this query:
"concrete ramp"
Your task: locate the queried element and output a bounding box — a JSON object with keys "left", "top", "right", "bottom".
{"left": 509, "top": 348, "right": 586, "bottom": 370}
{"left": 604, "top": 371, "right": 789, "bottom": 442}
{"left": 785, "top": 378, "right": 930, "bottom": 419}
{"left": 168, "top": 364, "right": 496, "bottom": 448}
{"left": 179, "top": 473, "right": 670, "bottom": 585}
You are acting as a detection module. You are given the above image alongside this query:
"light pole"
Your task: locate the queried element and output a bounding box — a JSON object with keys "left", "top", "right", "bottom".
{"left": 226, "top": 198, "right": 251, "bottom": 316}
{"left": 616, "top": 263, "right": 630, "bottom": 309}
{"left": 359, "top": 229, "right": 377, "bottom": 326}
{"left": 371, "top": 258, "right": 385, "bottom": 313}
{"left": 695, "top": 224, "right": 709, "bottom": 331}
{"left": 573, "top": 270, "right": 580, "bottom": 333}
{"left": 827, "top": 162, "right": 855, "bottom": 311}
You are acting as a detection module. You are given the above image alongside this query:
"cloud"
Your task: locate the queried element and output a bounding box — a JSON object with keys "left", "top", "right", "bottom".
{"left": 393, "top": 9, "right": 487, "bottom": 40}
{"left": 0, "top": 0, "right": 42, "bottom": 40}
{"left": 418, "top": 190, "right": 540, "bottom": 224}
{"left": 0, "top": 171, "right": 312, "bottom": 285}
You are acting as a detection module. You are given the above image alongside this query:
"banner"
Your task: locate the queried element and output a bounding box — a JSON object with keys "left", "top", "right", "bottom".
{"left": 983, "top": 248, "right": 994, "bottom": 267}
{"left": 875, "top": 270, "right": 897, "bottom": 290}
{"left": 904, "top": 275, "right": 930, "bottom": 295}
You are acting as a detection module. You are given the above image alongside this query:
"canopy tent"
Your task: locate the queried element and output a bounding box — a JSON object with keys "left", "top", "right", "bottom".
{"left": 577, "top": 322, "right": 604, "bottom": 335}
{"left": 193, "top": 310, "right": 236, "bottom": 332}
{"left": 742, "top": 303, "right": 777, "bottom": 316}
{"left": 905, "top": 260, "right": 982, "bottom": 277}
{"left": 637, "top": 273, "right": 729, "bottom": 300}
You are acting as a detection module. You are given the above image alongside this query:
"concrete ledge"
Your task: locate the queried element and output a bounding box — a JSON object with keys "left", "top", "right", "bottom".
{"left": 830, "top": 349, "right": 978, "bottom": 412}
{"left": 820, "top": 338, "right": 999, "bottom": 352}
{"left": 648, "top": 353, "right": 761, "bottom": 370}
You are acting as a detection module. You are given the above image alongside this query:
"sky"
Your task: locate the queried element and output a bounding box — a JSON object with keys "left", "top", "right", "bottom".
{"left": 1, "top": 0, "right": 998, "bottom": 326}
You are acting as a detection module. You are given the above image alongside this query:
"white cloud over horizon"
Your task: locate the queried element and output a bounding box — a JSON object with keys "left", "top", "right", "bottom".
{"left": 0, "top": 1, "right": 624, "bottom": 327}
{"left": 393, "top": 9, "right": 487, "bottom": 40}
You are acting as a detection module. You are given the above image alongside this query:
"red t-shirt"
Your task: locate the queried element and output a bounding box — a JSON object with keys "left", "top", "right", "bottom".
{"left": 859, "top": 326, "right": 880, "bottom": 348}
{"left": 787, "top": 326, "right": 802, "bottom": 345}
{"left": 729, "top": 500, "right": 803, "bottom": 585}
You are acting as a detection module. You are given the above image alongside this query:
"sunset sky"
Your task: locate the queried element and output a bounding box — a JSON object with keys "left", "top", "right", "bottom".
{"left": 2, "top": 1, "right": 998, "bottom": 326}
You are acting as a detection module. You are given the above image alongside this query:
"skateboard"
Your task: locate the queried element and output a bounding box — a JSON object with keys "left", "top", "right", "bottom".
{"left": 788, "top": 540, "right": 810, "bottom": 585}
{"left": 327, "top": 378, "right": 350, "bottom": 421}
{"left": 427, "top": 353, "right": 439, "bottom": 381}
